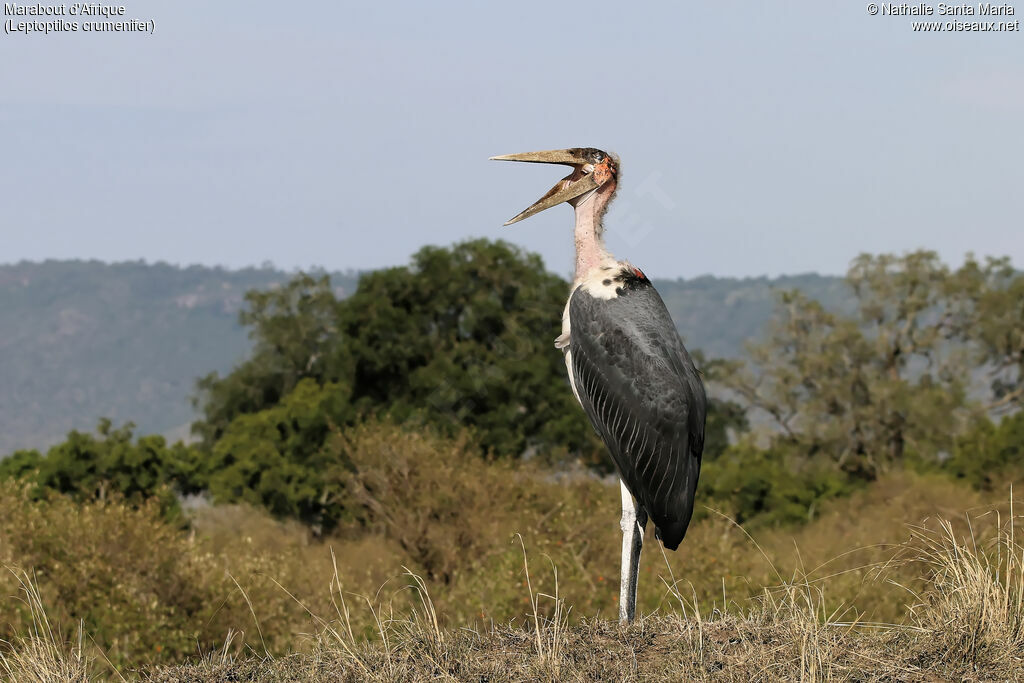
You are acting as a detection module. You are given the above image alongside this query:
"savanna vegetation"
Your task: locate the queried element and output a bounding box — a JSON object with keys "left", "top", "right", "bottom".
{"left": 0, "top": 258, "right": 849, "bottom": 455}
{"left": 1, "top": 240, "right": 1022, "bottom": 680}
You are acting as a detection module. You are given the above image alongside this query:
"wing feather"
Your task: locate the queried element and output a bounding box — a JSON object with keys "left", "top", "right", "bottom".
{"left": 568, "top": 281, "right": 706, "bottom": 550}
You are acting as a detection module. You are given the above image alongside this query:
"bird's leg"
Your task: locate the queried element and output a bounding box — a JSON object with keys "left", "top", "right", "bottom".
{"left": 618, "top": 479, "right": 648, "bottom": 624}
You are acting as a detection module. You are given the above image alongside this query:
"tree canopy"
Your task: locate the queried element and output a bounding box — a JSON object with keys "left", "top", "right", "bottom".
{"left": 192, "top": 239, "right": 746, "bottom": 471}
{"left": 0, "top": 418, "right": 198, "bottom": 520}
{"left": 717, "top": 250, "right": 1022, "bottom": 480}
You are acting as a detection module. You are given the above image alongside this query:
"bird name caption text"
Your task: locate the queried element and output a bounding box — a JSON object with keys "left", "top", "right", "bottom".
{"left": 865, "top": 2, "right": 1020, "bottom": 30}
{"left": 3, "top": 3, "right": 155, "bottom": 35}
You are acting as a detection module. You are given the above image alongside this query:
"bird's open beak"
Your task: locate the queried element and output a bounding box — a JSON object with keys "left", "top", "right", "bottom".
{"left": 490, "top": 148, "right": 604, "bottom": 226}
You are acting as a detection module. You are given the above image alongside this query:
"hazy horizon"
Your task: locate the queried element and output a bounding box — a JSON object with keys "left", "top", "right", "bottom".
{"left": 0, "top": 252, "right": 859, "bottom": 281}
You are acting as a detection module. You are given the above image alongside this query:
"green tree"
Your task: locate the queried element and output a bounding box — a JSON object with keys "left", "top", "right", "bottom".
{"left": 948, "top": 255, "right": 1024, "bottom": 413}
{"left": 945, "top": 411, "right": 1024, "bottom": 490}
{"left": 193, "top": 240, "right": 607, "bottom": 464}
{"left": 0, "top": 419, "right": 200, "bottom": 519}
{"left": 202, "top": 378, "right": 354, "bottom": 533}
{"left": 719, "top": 251, "right": 978, "bottom": 479}
{"left": 691, "top": 350, "right": 748, "bottom": 460}
{"left": 195, "top": 239, "right": 745, "bottom": 469}
{"left": 699, "top": 442, "right": 850, "bottom": 525}
{"left": 337, "top": 240, "right": 600, "bottom": 461}
{"left": 0, "top": 449, "right": 43, "bottom": 480}
{"left": 192, "top": 273, "right": 345, "bottom": 445}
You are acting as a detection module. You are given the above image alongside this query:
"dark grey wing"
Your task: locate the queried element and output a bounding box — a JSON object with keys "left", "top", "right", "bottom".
{"left": 568, "top": 282, "right": 706, "bottom": 549}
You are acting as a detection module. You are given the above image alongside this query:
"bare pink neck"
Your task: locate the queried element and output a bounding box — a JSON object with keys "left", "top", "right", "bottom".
{"left": 572, "top": 183, "right": 616, "bottom": 282}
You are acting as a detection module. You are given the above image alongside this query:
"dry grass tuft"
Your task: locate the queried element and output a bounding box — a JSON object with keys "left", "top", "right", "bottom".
{"left": 906, "top": 503, "right": 1024, "bottom": 666}
{"left": 0, "top": 569, "right": 94, "bottom": 683}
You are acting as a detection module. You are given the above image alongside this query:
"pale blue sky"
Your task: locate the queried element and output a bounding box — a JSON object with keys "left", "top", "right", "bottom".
{"left": 2, "top": 2, "right": 1021, "bottom": 278}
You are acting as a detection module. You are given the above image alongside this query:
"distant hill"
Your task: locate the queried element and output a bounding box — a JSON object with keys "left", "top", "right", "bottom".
{"left": 0, "top": 260, "right": 849, "bottom": 454}
{"left": 657, "top": 273, "right": 855, "bottom": 359}
{"left": 0, "top": 261, "right": 359, "bottom": 454}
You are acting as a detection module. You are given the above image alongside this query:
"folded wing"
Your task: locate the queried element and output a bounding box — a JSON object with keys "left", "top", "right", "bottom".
{"left": 568, "top": 282, "right": 706, "bottom": 549}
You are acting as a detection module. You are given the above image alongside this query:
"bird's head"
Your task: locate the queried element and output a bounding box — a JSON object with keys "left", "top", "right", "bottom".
{"left": 490, "top": 147, "right": 618, "bottom": 226}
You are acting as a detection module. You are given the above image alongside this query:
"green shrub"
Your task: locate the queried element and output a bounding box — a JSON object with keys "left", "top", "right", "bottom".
{"left": 699, "top": 441, "right": 852, "bottom": 526}
{"left": 0, "top": 419, "right": 201, "bottom": 522}
{"left": 945, "top": 411, "right": 1024, "bottom": 490}
{"left": 203, "top": 378, "right": 354, "bottom": 531}
{"left": 0, "top": 481, "right": 231, "bottom": 667}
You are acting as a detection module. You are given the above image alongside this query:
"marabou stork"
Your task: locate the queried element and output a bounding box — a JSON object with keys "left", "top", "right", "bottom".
{"left": 491, "top": 148, "right": 706, "bottom": 624}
